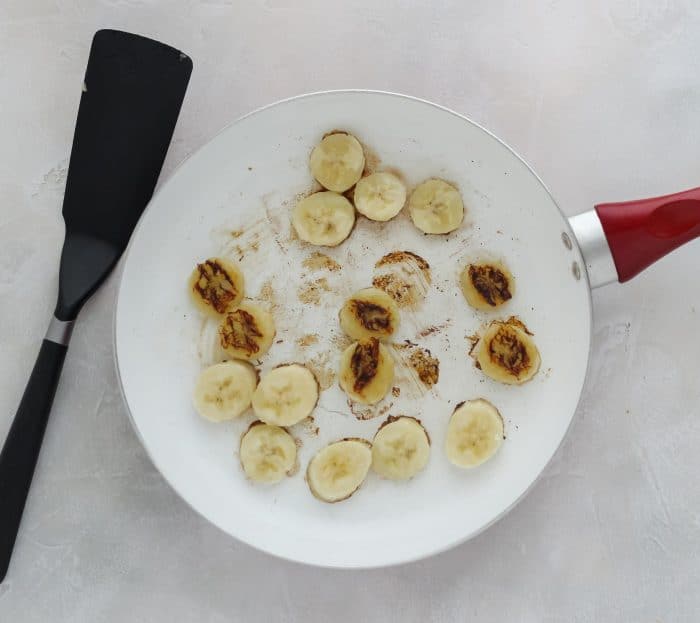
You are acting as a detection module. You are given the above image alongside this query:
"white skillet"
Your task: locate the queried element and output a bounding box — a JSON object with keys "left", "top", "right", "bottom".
{"left": 115, "top": 91, "right": 700, "bottom": 568}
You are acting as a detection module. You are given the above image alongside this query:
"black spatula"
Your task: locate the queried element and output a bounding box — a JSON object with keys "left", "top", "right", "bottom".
{"left": 0, "top": 29, "right": 192, "bottom": 581}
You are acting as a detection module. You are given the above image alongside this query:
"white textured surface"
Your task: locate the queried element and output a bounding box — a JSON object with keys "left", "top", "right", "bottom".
{"left": 1, "top": 0, "right": 699, "bottom": 620}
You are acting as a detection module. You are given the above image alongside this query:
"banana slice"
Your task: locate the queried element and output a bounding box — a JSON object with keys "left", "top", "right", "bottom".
{"left": 252, "top": 364, "right": 319, "bottom": 426}
{"left": 471, "top": 317, "right": 540, "bottom": 385}
{"left": 338, "top": 338, "right": 395, "bottom": 405}
{"left": 292, "top": 192, "right": 356, "bottom": 247}
{"left": 353, "top": 171, "right": 406, "bottom": 221}
{"left": 371, "top": 416, "right": 430, "bottom": 480}
{"left": 445, "top": 399, "right": 504, "bottom": 468}
{"left": 188, "top": 257, "right": 244, "bottom": 317}
{"left": 219, "top": 301, "right": 276, "bottom": 361}
{"left": 307, "top": 438, "right": 372, "bottom": 503}
{"left": 460, "top": 261, "right": 514, "bottom": 310}
{"left": 239, "top": 422, "right": 297, "bottom": 484}
{"left": 192, "top": 361, "right": 257, "bottom": 422}
{"left": 338, "top": 287, "right": 400, "bottom": 341}
{"left": 309, "top": 132, "right": 365, "bottom": 192}
{"left": 408, "top": 178, "right": 464, "bottom": 234}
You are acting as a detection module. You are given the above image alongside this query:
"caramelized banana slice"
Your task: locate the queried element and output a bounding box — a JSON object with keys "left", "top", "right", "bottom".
{"left": 188, "top": 257, "right": 244, "bottom": 317}
{"left": 339, "top": 287, "right": 400, "bottom": 341}
{"left": 471, "top": 317, "right": 540, "bottom": 384}
{"left": 460, "top": 261, "right": 514, "bottom": 310}
{"left": 219, "top": 301, "right": 275, "bottom": 361}
{"left": 339, "top": 338, "right": 395, "bottom": 405}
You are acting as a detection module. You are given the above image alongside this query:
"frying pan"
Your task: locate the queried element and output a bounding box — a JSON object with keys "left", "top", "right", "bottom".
{"left": 114, "top": 91, "right": 700, "bottom": 568}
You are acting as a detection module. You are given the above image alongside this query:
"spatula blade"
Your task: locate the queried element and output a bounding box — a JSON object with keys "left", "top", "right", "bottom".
{"left": 56, "top": 29, "right": 192, "bottom": 319}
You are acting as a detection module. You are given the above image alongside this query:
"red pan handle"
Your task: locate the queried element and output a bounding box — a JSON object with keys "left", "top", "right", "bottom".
{"left": 570, "top": 186, "right": 700, "bottom": 288}
{"left": 595, "top": 186, "right": 700, "bottom": 282}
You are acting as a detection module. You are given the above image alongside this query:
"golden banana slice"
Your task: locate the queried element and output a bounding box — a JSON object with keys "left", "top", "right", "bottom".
{"left": 445, "top": 399, "right": 504, "bottom": 468}
{"left": 353, "top": 171, "right": 406, "bottom": 221}
{"left": 239, "top": 422, "right": 297, "bottom": 484}
{"left": 338, "top": 338, "right": 395, "bottom": 405}
{"left": 188, "top": 257, "right": 244, "bottom": 317}
{"left": 371, "top": 416, "right": 430, "bottom": 480}
{"left": 471, "top": 317, "right": 540, "bottom": 384}
{"left": 309, "top": 132, "right": 365, "bottom": 192}
{"left": 408, "top": 178, "right": 464, "bottom": 234}
{"left": 192, "top": 361, "right": 257, "bottom": 422}
{"left": 338, "top": 287, "right": 400, "bottom": 341}
{"left": 219, "top": 301, "right": 276, "bottom": 361}
{"left": 292, "top": 191, "right": 356, "bottom": 247}
{"left": 251, "top": 363, "right": 319, "bottom": 426}
{"left": 460, "top": 261, "right": 514, "bottom": 310}
{"left": 306, "top": 438, "right": 372, "bottom": 503}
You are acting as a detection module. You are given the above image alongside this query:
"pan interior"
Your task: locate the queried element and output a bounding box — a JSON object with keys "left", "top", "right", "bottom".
{"left": 115, "top": 91, "right": 591, "bottom": 568}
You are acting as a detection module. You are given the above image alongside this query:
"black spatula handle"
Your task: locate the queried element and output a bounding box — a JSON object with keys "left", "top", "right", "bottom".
{"left": 0, "top": 340, "right": 67, "bottom": 581}
{"left": 0, "top": 30, "right": 191, "bottom": 583}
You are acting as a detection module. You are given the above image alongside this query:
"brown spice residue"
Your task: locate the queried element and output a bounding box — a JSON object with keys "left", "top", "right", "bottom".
{"left": 393, "top": 339, "right": 418, "bottom": 351}
{"left": 230, "top": 229, "right": 244, "bottom": 238}
{"left": 297, "top": 277, "right": 331, "bottom": 305}
{"left": 287, "top": 453, "right": 301, "bottom": 477}
{"left": 302, "top": 251, "right": 341, "bottom": 273}
{"left": 466, "top": 332, "right": 480, "bottom": 355}
{"left": 419, "top": 326, "right": 440, "bottom": 338}
{"left": 372, "top": 250, "right": 432, "bottom": 308}
{"left": 258, "top": 280, "right": 275, "bottom": 305}
{"left": 330, "top": 332, "right": 353, "bottom": 351}
{"left": 376, "top": 250, "right": 430, "bottom": 273}
{"left": 296, "top": 334, "right": 319, "bottom": 348}
{"left": 390, "top": 340, "right": 440, "bottom": 395}
{"left": 360, "top": 141, "right": 381, "bottom": 177}
{"left": 391, "top": 386, "right": 401, "bottom": 397}
{"left": 418, "top": 320, "right": 452, "bottom": 338}
{"left": 348, "top": 399, "right": 393, "bottom": 421}
{"left": 372, "top": 273, "right": 431, "bottom": 308}
{"left": 306, "top": 350, "right": 335, "bottom": 390}
{"left": 372, "top": 273, "right": 416, "bottom": 307}
{"left": 300, "top": 416, "right": 319, "bottom": 436}
{"left": 407, "top": 348, "right": 440, "bottom": 388}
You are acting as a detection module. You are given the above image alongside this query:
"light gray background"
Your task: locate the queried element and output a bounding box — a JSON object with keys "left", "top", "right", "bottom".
{"left": 1, "top": 1, "right": 699, "bottom": 621}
